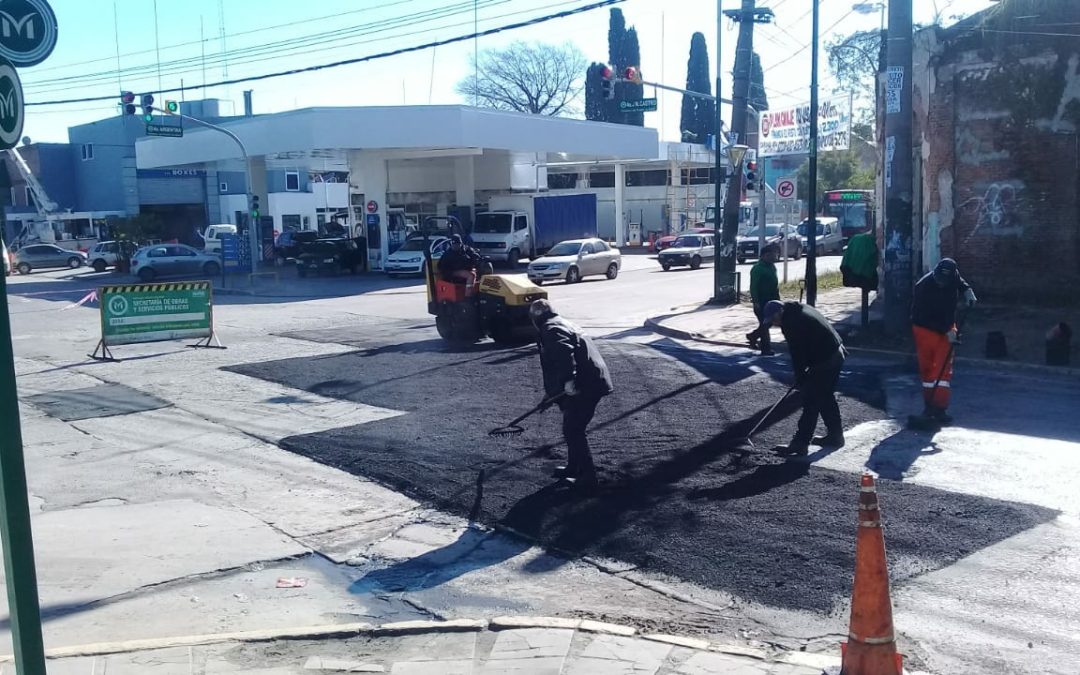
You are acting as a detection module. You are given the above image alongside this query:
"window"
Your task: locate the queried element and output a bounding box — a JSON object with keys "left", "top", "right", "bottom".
{"left": 594, "top": 240, "right": 609, "bottom": 252}
{"left": 588, "top": 172, "right": 615, "bottom": 188}
{"left": 514, "top": 215, "right": 528, "bottom": 231}
{"left": 170, "top": 246, "right": 197, "bottom": 257}
{"left": 581, "top": 243, "right": 594, "bottom": 255}
{"left": 281, "top": 214, "right": 302, "bottom": 231}
{"left": 81, "top": 144, "right": 94, "bottom": 161}
{"left": 219, "top": 182, "right": 228, "bottom": 193}
{"left": 285, "top": 171, "right": 300, "bottom": 191}
{"left": 148, "top": 247, "right": 170, "bottom": 258}
{"left": 626, "top": 170, "right": 668, "bottom": 187}
{"left": 547, "top": 173, "right": 577, "bottom": 189}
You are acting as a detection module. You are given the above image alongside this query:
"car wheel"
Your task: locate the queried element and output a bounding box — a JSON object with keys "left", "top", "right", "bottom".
{"left": 68, "top": 257, "right": 83, "bottom": 269}
{"left": 565, "top": 266, "right": 581, "bottom": 284}
{"left": 17, "top": 263, "right": 31, "bottom": 275}
{"left": 203, "top": 261, "right": 220, "bottom": 276}
{"left": 532, "top": 279, "right": 544, "bottom": 286}
{"left": 507, "top": 249, "right": 520, "bottom": 268}
{"left": 793, "top": 243, "right": 802, "bottom": 260}
{"left": 606, "top": 263, "right": 619, "bottom": 280}
{"left": 138, "top": 267, "right": 156, "bottom": 282}
{"left": 661, "top": 260, "right": 672, "bottom": 271}
{"left": 690, "top": 256, "right": 702, "bottom": 270}
{"left": 92, "top": 259, "right": 107, "bottom": 273}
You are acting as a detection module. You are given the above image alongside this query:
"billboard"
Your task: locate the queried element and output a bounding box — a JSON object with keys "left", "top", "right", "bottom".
{"left": 758, "top": 97, "right": 853, "bottom": 157}
{"left": 99, "top": 282, "right": 213, "bottom": 346}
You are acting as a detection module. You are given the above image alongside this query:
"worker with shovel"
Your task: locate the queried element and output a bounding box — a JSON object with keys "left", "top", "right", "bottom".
{"left": 760, "top": 300, "right": 847, "bottom": 457}
{"left": 531, "top": 299, "right": 613, "bottom": 491}
{"left": 910, "top": 258, "right": 977, "bottom": 426}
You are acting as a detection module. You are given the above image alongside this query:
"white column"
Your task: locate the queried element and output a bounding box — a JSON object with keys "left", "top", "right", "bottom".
{"left": 350, "top": 151, "right": 388, "bottom": 271}
{"left": 454, "top": 155, "right": 476, "bottom": 216}
{"left": 614, "top": 162, "right": 626, "bottom": 246}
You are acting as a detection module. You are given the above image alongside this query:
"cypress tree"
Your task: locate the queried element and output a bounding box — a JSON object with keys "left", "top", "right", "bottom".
{"left": 585, "top": 62, "right": 608, "bottom": 121}
{"left": 680, "top": 32, "right": 714, "bottom": 142}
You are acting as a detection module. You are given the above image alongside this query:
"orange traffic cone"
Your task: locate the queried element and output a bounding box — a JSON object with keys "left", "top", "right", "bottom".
{"left": 839, "top": 473, "right": 903, "bottom": 675}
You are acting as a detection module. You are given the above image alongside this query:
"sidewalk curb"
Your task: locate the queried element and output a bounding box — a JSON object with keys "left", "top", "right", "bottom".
{"left": 0, "top": 616, "right": 841, "bottom": 668}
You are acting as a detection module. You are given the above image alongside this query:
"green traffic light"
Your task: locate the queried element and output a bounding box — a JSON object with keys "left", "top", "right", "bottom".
{"left": 166, "top": 100, "right": 179, "bottom": 113}
{"left": 143, "top": 113, "right": 154, "bottom": 123}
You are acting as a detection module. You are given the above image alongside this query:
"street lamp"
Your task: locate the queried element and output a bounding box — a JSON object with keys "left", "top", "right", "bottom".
{"left": 727, "top": 144, "right": 749, "bottom": 170}
{"left": 852, "top": 2, "right": 885, "bottom": 31}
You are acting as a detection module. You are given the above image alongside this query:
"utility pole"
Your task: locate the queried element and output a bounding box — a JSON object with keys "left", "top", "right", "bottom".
{"left": 806, "top": 0, "right": 821, "bottom": 306}
{"left": 883, "top": 0, "right": 914, "bottom": 332}
{"left": 713, "top": 0, "right": 773, "bottom": 304}
{"left": 711, "top": 0, "right": 724, "bottom": 303}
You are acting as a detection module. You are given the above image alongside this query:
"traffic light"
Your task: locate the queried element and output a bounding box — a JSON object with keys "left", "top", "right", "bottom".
{"left": 624, "top": 66, "right": 642, "bottom": 85}
{"left": 141, "top": 94, "right": 154, "bottom": 123}
{"left": 600, "top": 65, "right": 614, "bottom": 100}
{"left": 745, "top": 161, "right": 758, "bottom": 191}
{"left": 121, "top": 91, "right": 136, "bottom": 115}
{"left": 249, "top": 194, "right": 260, "bottom": 220}
{"left": 164, "top": 100, "right": 179, "bottom": 114}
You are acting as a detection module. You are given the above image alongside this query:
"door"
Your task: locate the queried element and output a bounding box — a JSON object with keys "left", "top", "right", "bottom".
{"left": 702, "top": 236, "right": 715, "bottom": 261}
{"left": 46, "top": 246, "right": 71, "bottom": 267}
{"left": 513, "top": 215, "right": 530, "bottom": 255}
{"left": 593, "top": 240, "right": 615, "bottom": 272}
{"left": 170, "top": 246, "right": 201, "bottom": 274}
{"left": 578, "top": 242, "right": 599, "bottom": 276}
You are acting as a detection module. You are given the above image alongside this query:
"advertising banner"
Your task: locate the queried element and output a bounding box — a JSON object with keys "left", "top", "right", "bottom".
{"left": 99, "top": 282, "right": 213, "bottom": 346}
{"left": 758, "top": 97, "right": 853, "bottom": 157}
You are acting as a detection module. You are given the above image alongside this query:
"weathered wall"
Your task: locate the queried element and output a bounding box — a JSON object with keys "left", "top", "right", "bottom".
{"left": 916, "top": 27, "right": 1080, "bottom": 303}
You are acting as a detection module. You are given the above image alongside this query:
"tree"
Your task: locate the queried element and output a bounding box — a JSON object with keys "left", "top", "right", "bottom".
{"left": 680, "top": 33, "right": 714, "bottom": 142}
{"left": 796, "top": 138, "right": 876, "bottom": 204}
{"left": 827, "top": 29, "right": 884, "bottom": 122}
{"left": 585, "top": 62, "right": 608, "bottom": 122}
{"left": 456, "top": 41, "right": 588, "bottom": 116}
{"left": 750, "top": 52, "right": 769, "bottom": 113}
{"left": 600, "top": 8, "right": 644, "bottom": 126}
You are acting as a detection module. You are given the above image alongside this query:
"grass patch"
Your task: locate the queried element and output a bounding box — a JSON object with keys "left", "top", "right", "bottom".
{"left": 779, "top": 271, "right": 843, "bottom": 301}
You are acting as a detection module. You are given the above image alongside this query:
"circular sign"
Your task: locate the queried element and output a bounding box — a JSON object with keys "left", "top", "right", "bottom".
{"left": 761, "top": 113, "right": 772, "bottom": 138}
{"left": 366, "top": 200, "right": 378, "bottom": 213}
{"left": 777, "top": 178, "right": 796, "bottom": 200}
{"left": 0, "top": 60, "right": 25, "bottom": 150}
{"left": 0, "top": 0, "right": 59, "bottom": 67}
{"left": 108, "top": 295, "right": 129, "bottom": 317}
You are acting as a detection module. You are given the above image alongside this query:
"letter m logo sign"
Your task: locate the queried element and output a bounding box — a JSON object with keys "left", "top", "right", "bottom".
{"left": 0, "top": 11, "right": 37, "bottom": 41}
{"left": 0, "top": 87, "right": 16, "bottom": 119}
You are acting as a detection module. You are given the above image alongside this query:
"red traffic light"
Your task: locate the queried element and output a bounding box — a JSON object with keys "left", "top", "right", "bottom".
{"left": 121, "top": 91, "right": 135, "bottom": 104}
{"left": 600, "top": 65, "right": 613, "bottom": 80}
{"left": 746, "top": 161, "right": 757, "bottom": 172}
{"left": 624, "top": 66, "right": 642, "bottom": 84}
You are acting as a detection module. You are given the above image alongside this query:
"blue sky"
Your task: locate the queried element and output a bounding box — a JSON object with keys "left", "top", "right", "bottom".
{"left": 19, "top": 0, "right": 996, "bottom": 145}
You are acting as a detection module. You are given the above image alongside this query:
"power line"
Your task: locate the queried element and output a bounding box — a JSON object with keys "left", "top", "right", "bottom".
{"left": 764, "top": 7, "right": 857, "bottom": 74}
{"left": 26, "top": 0, "right": 625, "bottom": 107}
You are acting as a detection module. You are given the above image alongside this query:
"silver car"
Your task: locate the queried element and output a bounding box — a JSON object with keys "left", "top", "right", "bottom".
{"left": 14, "top": 244, "right": 87, "bottom": 275}
{"left": 131, "top": 244, "right": 221, "bottom": 282}
{"left": 527, "top": 238, "right": 621, "bottom": 285}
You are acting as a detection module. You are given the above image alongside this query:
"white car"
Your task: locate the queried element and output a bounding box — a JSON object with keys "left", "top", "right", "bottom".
{"left": 797, "top": 217, "right": 844, "bottom": 255}
{"left": 202, "top": 224, "right": 237, "bottom": 255}
{"left": 385, "top": 236, "right": 450, "bottom": 277}
{"left": 527, "top": 238, "right": 621, "bottom": 285}
{"left": 88, "top": 240, "right": 138, "bottom": 272}
{"left": 658, "top": 233, "right": 716, "bottom": 271}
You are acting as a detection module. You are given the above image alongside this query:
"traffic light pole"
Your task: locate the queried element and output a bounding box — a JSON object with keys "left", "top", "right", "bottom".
{"left": 883, "top": 0, "right": 914, "bottom": 333}
{"left": 806, "top": 0, "right": 821, "bottom": 306}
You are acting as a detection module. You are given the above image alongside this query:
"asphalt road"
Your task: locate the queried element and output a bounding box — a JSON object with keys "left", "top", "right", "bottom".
{"left": 229, "top": 319, "right": 1051, "bottom": 613}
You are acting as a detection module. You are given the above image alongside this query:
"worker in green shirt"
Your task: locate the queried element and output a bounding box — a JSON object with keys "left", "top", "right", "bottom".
{"left": 840, "top": 232, "right": 879, "bottom": 290}
{"left": 746, "top": 243, "right": 781, "bottom": 356}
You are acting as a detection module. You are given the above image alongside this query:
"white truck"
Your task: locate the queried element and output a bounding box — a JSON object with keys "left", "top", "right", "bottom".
{"left": 469, "top": 193, "right": 598, "bottom": 266}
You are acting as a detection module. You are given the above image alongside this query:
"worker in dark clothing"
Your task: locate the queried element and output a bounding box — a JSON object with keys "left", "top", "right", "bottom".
{"left": 911, "top": 258, "right": 977, "bottom": 424}
{"left": 531, "top": 299, "right": 614, "bottom": 490}
{"left": 439, "top": 234, "right": 483, "bottom": 287}
{"left": 761, "top": 300, "right": 846, "bottom": 456}
{"left": 746, "top": 243, "right": 781, "bottom": 356}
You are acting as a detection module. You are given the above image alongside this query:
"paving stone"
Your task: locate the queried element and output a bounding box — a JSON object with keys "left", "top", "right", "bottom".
{"left": 389, "top": 632, "right": 478, "bottom": 662}
{"left": 485, "top": 628, "right": 574, "bottom": 660}
{"left": 490, "top": 616, "right": 581, "bottom": 630}
{"left": 677, "top": 651, "right": 772, "bottom": 675}
{"left": 580, "top": 619, "right": 637, "bottom": 637}
{"left": 479, "top": 656, "right": 568, "bottom": 675}
{"left": 391, "top": 660, "right": 473, "bottom": 674}
{"left": 565, "top": 634, "right": 672, "bottom": 675}
{"left": 641, "top": 634, "right": 711, "bottom": 650}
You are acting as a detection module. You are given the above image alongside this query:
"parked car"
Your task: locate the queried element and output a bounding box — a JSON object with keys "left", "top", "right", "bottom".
{"left": 130, "top": 244, "right": 221, "bottom": 281}
{"left": 527, "top": 238, "right": 621, "bottom": 285}
{"left": 275, "top": 230, "right": 320, "bottom": 261}
{"left": 736, "top": 224, "right": 803, "bottom": 264}
{"left": 296, "top": 238, "right": 365, "bottom": 277}
{"left": 658, "top": 233, "right": 715, "bottom": 271}
{"left": 385, "top": 236, "right": 450, "bottom": 277}
{"left": 14, "top": 244, "right": 87, "bottom": 275}
{"left": 2, "top": 239, "right": 10, "bottom": 277}
{"left": 202, "top": 224, "right": 237, "bottom": 254}
{"left": 797, "top": 217, "right": 844, "bottom": 255}
{"left": 88, "top": 240, "right": 139, "bottom": 272}
{"left": 652, "top": 227, "right": 714, "bottom": 254}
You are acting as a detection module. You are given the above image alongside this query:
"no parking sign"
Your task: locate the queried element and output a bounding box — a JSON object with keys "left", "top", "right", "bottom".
{"left": 776, "top": 176, "right": 797, "bottom": 202}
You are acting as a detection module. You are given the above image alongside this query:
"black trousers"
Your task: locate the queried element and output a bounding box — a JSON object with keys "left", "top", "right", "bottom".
{"left": 562, "top": 394, "right": 601, "bottom": 478}
{"left": 747, "top": 304, "right": 772, "bottom": 351}
{"left": 794, "top": 351, "right": 844, "bottom": 445}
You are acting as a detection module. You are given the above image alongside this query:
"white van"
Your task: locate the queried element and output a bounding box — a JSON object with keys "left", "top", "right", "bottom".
{"left": 202, "top": 224, "right": 238, "bottom": 255}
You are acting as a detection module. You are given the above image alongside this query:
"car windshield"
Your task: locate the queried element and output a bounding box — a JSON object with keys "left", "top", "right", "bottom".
{"left": 672, "top": 236, "right": 701, "bottom": 248}
{"left": 473, "top": 213, "right": 513, "bottom": 234}
{"left": 743, "top": 226, "right": 782, "bottom": 238}
{"left": 797, "top": 221, "right": 827, "bottom": 236}
{"left": 396, "top": 239, "right": 429, "bottom": 252}
{"left": 547, "top": 242, "right": 582, "bottom": 256}
{"left": 308, "top": 243, "right": 338, "bottom": 255}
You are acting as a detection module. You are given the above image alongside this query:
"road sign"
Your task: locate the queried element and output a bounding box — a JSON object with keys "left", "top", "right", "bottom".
{"left": 0, "top": 0, "right": 58, "bottom": 67}
{"left": 619, "top": 97, "right": 658, "bottom": 113}
{"left": 366, "top": 200, "right": 379, "bottom": 213}
{"left": 0, "top": 59, "right": 23, "bottom": 150}
{"left": 99, "top": 282, "right": 213, "bottom": 346}
{"left": 777, "top": 176, "right": 797, "bottom": 201}
{"left": 145, "top": 123, "right": 182, "bottom": 138}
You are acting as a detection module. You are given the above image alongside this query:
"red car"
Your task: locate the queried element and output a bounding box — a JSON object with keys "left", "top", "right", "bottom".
{"left": 652, "top": 227, "right": 715, "bottom": 253}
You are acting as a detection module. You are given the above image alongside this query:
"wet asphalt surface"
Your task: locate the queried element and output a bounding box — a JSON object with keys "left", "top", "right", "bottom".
{"left": 228, "top": 320, "right": 1054, "bottom": 613}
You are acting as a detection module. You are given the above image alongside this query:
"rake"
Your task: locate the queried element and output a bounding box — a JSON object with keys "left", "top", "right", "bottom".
{"left": 488, "top": 394, "right": 565, "bottom": 438}
{"left": 732, "top": 383, "right": 798, "bottom": 450}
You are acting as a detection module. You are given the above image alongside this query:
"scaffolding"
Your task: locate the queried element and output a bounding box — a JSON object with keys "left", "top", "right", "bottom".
{"left": 664, "top": 144, "right": 715, "bottom": 234}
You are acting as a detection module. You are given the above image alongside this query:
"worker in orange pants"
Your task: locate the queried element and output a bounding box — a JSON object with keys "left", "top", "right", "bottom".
{"left": 911, "top": 258, "right": 976, "bottom": 424}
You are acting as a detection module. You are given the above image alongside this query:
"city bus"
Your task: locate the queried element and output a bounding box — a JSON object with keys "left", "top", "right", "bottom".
{"left": 822, "top": 189, "right": 875, "bottom": 240}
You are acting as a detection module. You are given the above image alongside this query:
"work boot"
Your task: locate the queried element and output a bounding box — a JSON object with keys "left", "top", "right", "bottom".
{"left": 775, "top": 440, "right": 809, "bottom": 457}
{"left": 930, "top": 406, "right": 953, "bottom": 426}
{"left": 759, "top": 347, "right": 776, "bottom": 357}
{"left": 552, "top": 465, "right": 575, "bottom": 479}
{"left": 812, "top": 432, "right": 845, "bottom": 448}
{"left": 746, "top": 332, "right": 759, "bottom": 350}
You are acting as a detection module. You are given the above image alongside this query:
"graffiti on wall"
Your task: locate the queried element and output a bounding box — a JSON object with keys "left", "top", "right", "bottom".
{"left": 959, "top": 181, "right": 1023, "bottom": 240}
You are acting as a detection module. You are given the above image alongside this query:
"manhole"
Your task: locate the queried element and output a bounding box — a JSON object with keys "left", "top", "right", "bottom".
{"left": 25, "top": 383, "right": 171, "bottom": 421}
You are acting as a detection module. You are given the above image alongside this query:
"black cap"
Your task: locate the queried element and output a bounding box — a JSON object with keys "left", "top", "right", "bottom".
{"left": 450, "top": 234, "right": 463, "bottom": 244}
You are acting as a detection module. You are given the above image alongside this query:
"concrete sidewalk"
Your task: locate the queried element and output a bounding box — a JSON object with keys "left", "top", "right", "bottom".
{"left": 12, "top": 618, "right": 836, "bottom": 674}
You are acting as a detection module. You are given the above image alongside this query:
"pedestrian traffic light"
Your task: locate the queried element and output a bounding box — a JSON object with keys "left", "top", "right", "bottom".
{"left": 600, "top": 65, "right": 614, "bottom": 100}
{"left": 249, "top": 194, "right": 260, "bottom": 219}
{"left": 624, "top": 66, "right": 642, "bottom": 85}
{"left": 164, "top": 100, "right": 179, "bottom": 114}
{"left": 745, "top": 161, "right": 758, "bottom": 191}
{"left": 120, "top": 91, "right": 136, "bottom": 115}
{"left": 141, "top": 94, "right": 154, "bottom": 123}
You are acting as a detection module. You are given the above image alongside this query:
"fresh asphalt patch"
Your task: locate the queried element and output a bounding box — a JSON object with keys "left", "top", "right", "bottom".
{"left": 230, "top": 321, "right": 1054, "bottom": 612}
